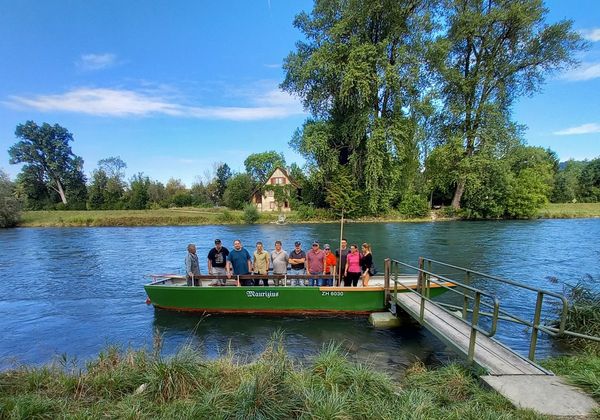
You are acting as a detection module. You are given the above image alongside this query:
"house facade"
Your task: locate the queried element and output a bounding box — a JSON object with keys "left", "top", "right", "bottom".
{"left": 251, "top": 167, "right": 298, "bottom": 212}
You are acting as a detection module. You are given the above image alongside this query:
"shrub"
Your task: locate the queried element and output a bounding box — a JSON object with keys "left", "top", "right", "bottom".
{"left": 243, "top": 204, "right": 260, "bottom": 224}
{"left": 0, "top": 170, "right": 22, "bottom": 228}
{"left": 554, "top": 276, "right": 600, "bottom": 353}
{"left": 398, "top": 194, "right": 430, "bottom": 218}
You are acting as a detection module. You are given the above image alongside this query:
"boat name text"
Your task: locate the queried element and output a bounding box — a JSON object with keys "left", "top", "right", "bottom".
{"left": 246, "top": 291, "right": 279, "bottom": 298}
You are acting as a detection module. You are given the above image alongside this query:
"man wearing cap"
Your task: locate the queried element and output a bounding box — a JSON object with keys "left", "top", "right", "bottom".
{"left": 306, "top": 241, "right": 325, "bottom": 287}
{"left": 323, "top": 244, "right": 337, "bottom": 287}
{"left": 289, "top": 241, "right": 306, "bottom": 286}
{"left": 207, "top": 239, "right": 229, "bottom": 286}
{"left": 271, "top": 240, "right": 288, "bottom": 286}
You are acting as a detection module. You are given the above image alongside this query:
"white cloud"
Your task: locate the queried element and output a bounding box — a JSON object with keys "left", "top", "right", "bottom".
{"left": 77, "top": 53, "right": 118, "bottom": 70}
{"left": 561, "top": 62, "right": 600, "bottom": 81}
{"left": 553, "top": 123, "right": 600, "bottom": 136}
{"left": 6, "top": 86, "right": 305, "bottom": 121}
{"left": 580, "top": 28, "right": 600, "bottom": 42}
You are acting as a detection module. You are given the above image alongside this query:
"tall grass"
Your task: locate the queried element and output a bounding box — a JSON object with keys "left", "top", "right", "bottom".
{"left": 0, "top": 335, "right": 547, "bottom": 419}
{"left": 552, "top": 275, "right": 600, "bottom": 353}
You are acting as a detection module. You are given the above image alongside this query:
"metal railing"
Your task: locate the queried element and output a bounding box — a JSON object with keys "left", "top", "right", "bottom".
{"left": 387, "top": 257, "right": 600, "bottom": 362}
{"left": 384, "top": 258, "right": 500, "bottom": 362}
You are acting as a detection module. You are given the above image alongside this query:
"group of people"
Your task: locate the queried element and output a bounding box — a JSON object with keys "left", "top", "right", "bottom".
{"left": 185, "top": 238, "right": 376, "bottom": 287}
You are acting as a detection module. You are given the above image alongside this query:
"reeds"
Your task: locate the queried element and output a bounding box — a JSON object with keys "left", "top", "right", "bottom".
{"left": 0, "top": 334, "right": 549, "bottom": 419}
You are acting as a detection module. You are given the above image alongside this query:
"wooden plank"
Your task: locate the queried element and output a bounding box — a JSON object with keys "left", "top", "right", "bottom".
{"left": 392, "top": 293, "right": 548, "bottom": 376}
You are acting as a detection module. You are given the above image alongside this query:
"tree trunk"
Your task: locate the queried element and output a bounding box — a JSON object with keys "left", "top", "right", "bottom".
{"left": 451, "top": 178, "right": 466, "bottom": 209}
{"left": 56, "top": 179, "right": 67, "bottom": 204}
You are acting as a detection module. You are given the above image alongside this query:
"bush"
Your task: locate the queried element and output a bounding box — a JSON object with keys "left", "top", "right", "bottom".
{"left": 243, "top": 204, "right": 260, "bottom": 224}
{"left": 398, "top": 194, "right": 430, "bottom": 218}
{"left": 554, "top": 276, "right": 600, "bottom": 353}
{"left": 0, "top": 170, "right": 22, "bottom": 228}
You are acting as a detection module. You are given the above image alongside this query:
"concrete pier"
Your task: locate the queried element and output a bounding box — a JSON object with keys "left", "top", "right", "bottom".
{"left": 369, "top": 312, "right": 401, "bottom": 328}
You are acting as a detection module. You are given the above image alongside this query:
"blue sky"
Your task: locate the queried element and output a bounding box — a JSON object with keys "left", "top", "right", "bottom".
{"left": 1, "top": 0, "right": 599, "bottom": 187}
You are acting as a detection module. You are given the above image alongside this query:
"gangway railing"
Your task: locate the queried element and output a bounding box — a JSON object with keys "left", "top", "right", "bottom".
{"left": 384, "top": 258, "right": 500, "bottom": 362}
{"left": 386, "top": 257, "right": 600, "bottom": 362}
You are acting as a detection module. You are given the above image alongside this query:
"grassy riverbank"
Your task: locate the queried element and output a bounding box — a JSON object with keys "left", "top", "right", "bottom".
{"left": 15, "top": 202, "right": 600, "bottom": 227}
{"left": 0, "top": 339, "right": 559, "bottom": 420}
{"left": 538, "top": 202, "right": 600, "bottom": 219}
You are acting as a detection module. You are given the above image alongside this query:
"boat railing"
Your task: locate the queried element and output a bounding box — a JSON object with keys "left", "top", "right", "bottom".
{"left": 147, "top": 273, "right": 336, "bottom": 287}
{"left": 385, "top": 258, "right": 500, "bottom": 363}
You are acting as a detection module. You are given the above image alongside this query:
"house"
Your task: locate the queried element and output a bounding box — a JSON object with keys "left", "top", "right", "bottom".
{"left": 251, "top": 167, "right": 299, "bottom": 212}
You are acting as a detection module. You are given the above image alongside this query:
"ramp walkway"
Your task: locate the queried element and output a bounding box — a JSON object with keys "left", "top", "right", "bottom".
{"left": 384, "top": 258, "right": 599, "bottom": 417}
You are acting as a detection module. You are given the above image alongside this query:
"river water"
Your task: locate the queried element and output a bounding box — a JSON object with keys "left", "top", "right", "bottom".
{"left": 1, "top": 219, "right": 598, "bottom": 373}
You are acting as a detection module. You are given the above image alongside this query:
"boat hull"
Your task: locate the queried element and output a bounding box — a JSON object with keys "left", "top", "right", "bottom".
{"left": 144, "top": 284, "right": 450, "bottom": 315}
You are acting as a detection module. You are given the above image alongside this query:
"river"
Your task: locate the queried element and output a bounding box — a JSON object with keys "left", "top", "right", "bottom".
{"left": 1, "top": 219, "right": 598, "bottom": 373}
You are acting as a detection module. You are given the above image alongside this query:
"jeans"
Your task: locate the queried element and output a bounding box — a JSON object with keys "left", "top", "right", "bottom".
{"left": 309, "top": 272, "right": 321, "bottom": 287}
{"left": 289, "top": 268, "right": 305, "bottom": 286}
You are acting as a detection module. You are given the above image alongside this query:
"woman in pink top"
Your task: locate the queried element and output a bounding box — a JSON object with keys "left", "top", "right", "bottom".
{"left": 344, "top": 244, "right": 361, "bottom": 287}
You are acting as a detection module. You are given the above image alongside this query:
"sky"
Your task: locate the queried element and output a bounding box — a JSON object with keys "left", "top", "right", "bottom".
{"left": 0, "top": 0, "right": 599, "bottom": 187}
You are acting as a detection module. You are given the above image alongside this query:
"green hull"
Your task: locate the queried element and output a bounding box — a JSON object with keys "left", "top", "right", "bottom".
{"left": 144, "top": 284, "right": 449, "bottom": 314}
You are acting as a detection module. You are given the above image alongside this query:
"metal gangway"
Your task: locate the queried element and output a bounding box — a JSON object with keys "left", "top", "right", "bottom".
{"left": 382, "top": 257, "right": 600, "bottom": 416}
{"left": 383, "top": 257, "right": 599, "bottom": 374}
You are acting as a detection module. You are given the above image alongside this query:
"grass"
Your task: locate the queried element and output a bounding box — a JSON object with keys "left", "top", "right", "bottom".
{"left": 537, "top": 202, "right": 600, "bottom": 218}
{"left": 0, "top": 336, "right": 550, "bottom": 420}
{"left": 15, "top": 202, "right": 600, "bottom": 227}
{"left": 18, "top": 208, "right": 274, "bottom": 227}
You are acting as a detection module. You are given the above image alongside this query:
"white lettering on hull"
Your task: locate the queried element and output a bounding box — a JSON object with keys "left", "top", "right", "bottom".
{"left": 246, "top": 291, "right": 280, "bottom": 298}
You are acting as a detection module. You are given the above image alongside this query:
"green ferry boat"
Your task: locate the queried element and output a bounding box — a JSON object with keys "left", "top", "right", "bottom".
{"left": 144, "top": 274, "right": 452, "bottom": 315}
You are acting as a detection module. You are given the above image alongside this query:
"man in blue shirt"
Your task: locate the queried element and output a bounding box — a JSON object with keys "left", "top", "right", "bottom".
{"left": 226, "top": 239, "right": 253, "bottom": 286}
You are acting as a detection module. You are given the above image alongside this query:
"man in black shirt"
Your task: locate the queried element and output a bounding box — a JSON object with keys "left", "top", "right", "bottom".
{"left": 207, "top": 239, "right": 229, "bottom": 285}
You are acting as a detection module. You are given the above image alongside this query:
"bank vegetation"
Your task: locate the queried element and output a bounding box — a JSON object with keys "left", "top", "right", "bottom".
{"left": 0, "top": 336, "right": 567, "bottom": 420}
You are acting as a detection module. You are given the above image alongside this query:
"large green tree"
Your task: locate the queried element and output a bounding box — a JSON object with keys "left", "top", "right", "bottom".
{"left": 433, "top": 0, "right": 585, "bottom": 208}
{"left": 282, "top": 0, "right": 432, "bottom": 214}
{"left": 8, "top": 121, "right": 87, "bottom": 206}
{"left": 244, "top": 151, "right": 286, "bottom": 184}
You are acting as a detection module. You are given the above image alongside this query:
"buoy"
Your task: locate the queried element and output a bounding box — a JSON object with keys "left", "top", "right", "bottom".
{"left": 145, "top": 297, "right": 151, "bottom": 305}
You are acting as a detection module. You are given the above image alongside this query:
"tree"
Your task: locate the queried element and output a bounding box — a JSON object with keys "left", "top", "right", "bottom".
{"left": 552, "top": 160, "right": 586, "bottom": 203}
{"left": 215, "top": 163, "right": 232, "bottom": 204}
{"left": 87, "top": 169, "right": 109, "bottom": 209}
{"left": 0, "top": 170, "right": 21, "bottom": 228}
{"left": 579, "top": 158, "right": 600, "bottom": 202}
{"left": 433, "top": 0, "right": 585, "bottom": 208}
{"left": 8, "top": 121, "right": 87, "bottom": 205}
{"left": 244, "top": 151, "right": 286, "bottom": 184}
{"left": 126, "top": 173, "right": 150, "bottom": 210}
{"left": 223, "top": 173, "right": 254, "bottom": 210}
{"left": 282, "top": 0, "right": 432, "bottom": 214}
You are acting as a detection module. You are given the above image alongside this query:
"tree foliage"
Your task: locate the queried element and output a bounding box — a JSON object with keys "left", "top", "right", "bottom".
{"left": 0, "top": 170, "right": 21, "bottom": 228}
{"left": 223, "top": 173, "right": 254, "bottom": 210}
{"left": 282, "top": 0, "right": 430, "bottom": 215}
{"left": 9, "top": 121, "right": 87, "bottom": 207}
{"left": 433, "top": 0, "right": 585, "bottom": 208}
{"left": 244, "top": 151, "right": 286, "bottom": 184}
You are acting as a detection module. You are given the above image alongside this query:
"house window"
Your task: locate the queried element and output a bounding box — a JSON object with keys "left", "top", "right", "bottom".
{"left": 271, "top": 177, "right": 286, "bottom": 185}
{"left": 270, "top": 202, "right": 276, "bottom": 209}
